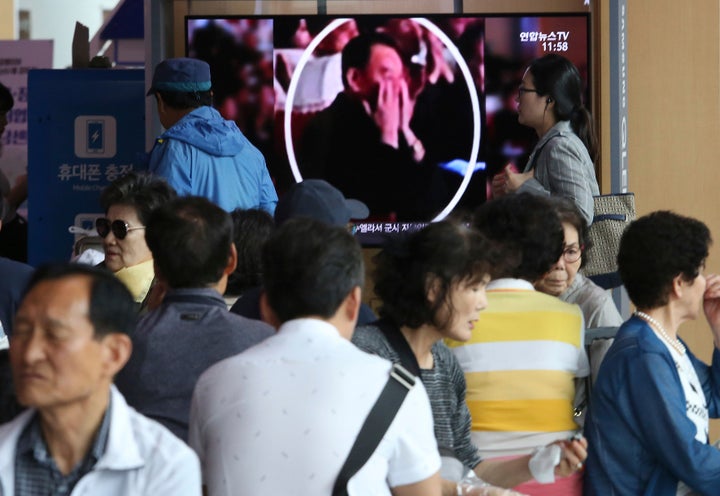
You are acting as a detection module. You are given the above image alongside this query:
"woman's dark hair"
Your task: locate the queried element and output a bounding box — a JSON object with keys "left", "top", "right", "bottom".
{"left": 374, "top": 220, "right": 494, "bottom": 330}
{"left": 100, "top": 172, "right": 177, "bottom": 225}
{"left": 226, "top": 208, "right": 275, "bottom": 295}
{"left": 548, "top": 196, "right": 592, "bottom": 269}
{"left": 618, "top": 211, "right": 711, "bottom": 309}
{"left": 528, "top": 54, "right": 598, "bottom": 163}
{"left": 473, "top": 193, "right": 564, "bottom": 282}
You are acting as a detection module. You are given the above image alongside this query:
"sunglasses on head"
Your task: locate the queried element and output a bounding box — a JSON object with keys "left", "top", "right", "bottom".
{"left": 95, "top": 218, "right": 146, "bottom": 240}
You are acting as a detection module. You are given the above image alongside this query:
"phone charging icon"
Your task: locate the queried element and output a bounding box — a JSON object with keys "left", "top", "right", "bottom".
{"left": 87, "top": 121, "right": 104, "bottom": 153}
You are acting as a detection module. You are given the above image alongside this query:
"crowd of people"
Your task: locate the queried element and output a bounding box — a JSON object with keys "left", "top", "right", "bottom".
{"left": 0, "top": 36, "right": 719, "bottom": 496}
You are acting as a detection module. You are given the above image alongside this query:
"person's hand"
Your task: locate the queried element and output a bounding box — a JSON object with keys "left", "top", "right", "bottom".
{"left": 373, "top": 78, "right": 401, "bottom": 148}
{"left": 491, "top": 172, "right": 508, "bottom": 198}
{"left": 703, "top": 274, "right": 720, "bottom": 344}
{"left": 553, "top": 435, "right": 588, "bottom": 478}
{"left": 399, "top": 77, "right": 416, "bottom": 136}
{"left": 426, "top": 31, "right": 455, "bottom": 85}
{"left": 504, "top": 166, "right": 534, "bottom": 193}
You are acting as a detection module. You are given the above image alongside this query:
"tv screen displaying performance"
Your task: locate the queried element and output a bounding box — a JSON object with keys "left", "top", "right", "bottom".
{"left": 185, "top": 14, "right": 590, "bottom": 243}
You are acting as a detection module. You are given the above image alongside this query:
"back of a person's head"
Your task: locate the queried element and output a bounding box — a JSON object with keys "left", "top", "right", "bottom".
{"left": 148, "top": 57, "right": 213, "bottom": 110}
{"left": 227, "top": 208, "right": 275, "bottom": 295}
{"left": 375, "top": 220, "right": 494, "bottom": 329}
{"left": 23, "top": 263, "right": 136, "bottom": 337}
{"left": 146, "top": 196, "right": 233, "bottom": 289}
{"left": 473, "top": 193, "right": 563, "bottom": 281}
{"left": 274, "top": 179, "right": 369, "bottom": 227}
{"left": 100, "top": 172, "right": 177, "bottom": 225}
{"left": 618, "top": 210, "right": 711, "bottom": 309}
{"left": 262, "top": 217, "right": 364, "bottom": 323}
{"left": 0, "top": 82, "right": 13, "bottom": 112}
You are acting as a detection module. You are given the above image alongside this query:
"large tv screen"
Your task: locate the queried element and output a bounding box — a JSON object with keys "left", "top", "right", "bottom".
{"left": 185, "top": 14, "right": 590, "bottom": 243}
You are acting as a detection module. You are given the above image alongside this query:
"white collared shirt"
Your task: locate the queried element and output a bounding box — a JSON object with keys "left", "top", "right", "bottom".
{"left": 0, "top": 386, "right": 201, "bottom": 496}
{"left": 189, "top": 318, "right": 440, "bottom": 496}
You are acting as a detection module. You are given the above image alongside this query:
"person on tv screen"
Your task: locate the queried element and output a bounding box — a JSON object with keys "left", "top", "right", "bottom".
{"left": 299, "top": 31, "right": 431, "bottom": 221}
{"left": 491, "top": 54, "right": 599, "bottom": 225}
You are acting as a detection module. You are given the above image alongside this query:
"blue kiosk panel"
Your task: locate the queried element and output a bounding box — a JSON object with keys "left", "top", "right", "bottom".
{"left": 27, "top": 69, "right": 145, "bottom": 266}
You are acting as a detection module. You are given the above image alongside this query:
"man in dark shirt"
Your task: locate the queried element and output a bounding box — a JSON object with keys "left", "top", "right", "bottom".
{"left": 115, "top": 196, "right": 273, "bottom": 441}
{"left": 300, "top": 33, "right": 431, "bottom": 220}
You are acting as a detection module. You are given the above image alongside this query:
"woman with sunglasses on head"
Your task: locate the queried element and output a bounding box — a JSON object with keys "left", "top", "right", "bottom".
{"left": 97, "top": 172, "right": 176, "bottom": 307}
{"left": 492, "top": 54, "right": 599, "bottom": 226}
{"left": 534, "top": 197, "right": 622, "bottom": 329}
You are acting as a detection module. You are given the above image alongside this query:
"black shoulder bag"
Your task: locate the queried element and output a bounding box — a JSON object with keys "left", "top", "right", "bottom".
{"left": 331, "top": 362, "right": 416, "bottom": 496}
{"left": 332, "top": 319, "right": 420, "bottom": 496}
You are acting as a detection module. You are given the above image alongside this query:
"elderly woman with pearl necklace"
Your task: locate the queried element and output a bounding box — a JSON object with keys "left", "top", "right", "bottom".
{"left": 584, "top": 210, "right": 720, "bottom": 496}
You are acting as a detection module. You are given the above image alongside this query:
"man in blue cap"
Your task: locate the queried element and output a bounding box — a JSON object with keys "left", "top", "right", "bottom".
{"left": 147, "top": 57, "right": 278, "bottom": 214}
{"left": 230, "top": 179, "right": 377, "bottom": 326}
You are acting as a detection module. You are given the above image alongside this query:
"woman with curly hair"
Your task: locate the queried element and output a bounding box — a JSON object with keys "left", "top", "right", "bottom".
{"left": 353, "top": 219, "right": 585, "bottom": 496}
{"left": 585, "top": 211, "right": 720, "bottom": 495}
{"left": 447, "top": 193, "right": 589, "bottom": 496}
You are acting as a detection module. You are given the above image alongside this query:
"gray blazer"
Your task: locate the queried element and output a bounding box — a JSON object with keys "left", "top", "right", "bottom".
{"left": 518, "top": 120, "right": 599, "bottom": 224}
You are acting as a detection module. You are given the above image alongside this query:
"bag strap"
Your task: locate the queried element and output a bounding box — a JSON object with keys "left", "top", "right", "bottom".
{"left": 527, "top": 135, "right": 559, "bottom": 171}
{"left": 332, "top": 363, "right": 416, "bottom": 496}
{"left": 375, "top": 319, "right": 421, "bottom": 377}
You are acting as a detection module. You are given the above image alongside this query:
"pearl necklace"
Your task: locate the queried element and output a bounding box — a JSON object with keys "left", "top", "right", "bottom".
{"left": 635, "top": 311, "right": 686, "bottom": 355}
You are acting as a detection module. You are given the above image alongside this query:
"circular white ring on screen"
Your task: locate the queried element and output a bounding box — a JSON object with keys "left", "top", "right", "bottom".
{"left": 283, "top": 17, "right": 481, "bottom": 222}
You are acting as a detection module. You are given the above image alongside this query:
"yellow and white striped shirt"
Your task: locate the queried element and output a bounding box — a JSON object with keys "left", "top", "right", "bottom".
{"left": 446, "top": 278, "right": 589, "bottom": 458}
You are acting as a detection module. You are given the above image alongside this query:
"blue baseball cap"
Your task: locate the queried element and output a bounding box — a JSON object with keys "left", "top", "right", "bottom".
{"left": 274, "top": 180, "right": 369, "bottom": 227}
{"left": 147, "top": 57, "right": 212, "bottom": 96}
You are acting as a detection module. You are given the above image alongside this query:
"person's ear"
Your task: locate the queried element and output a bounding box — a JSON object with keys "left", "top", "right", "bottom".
{"left": 344, "top": 286, "right": 361, "bottom": 323}
{"left": 425, "top": 274, "right": 442, "bottom": 305}
{"left": 346, "top": 67, "right": 364, "bottom": 93}
{"left": 224, "top": 243, "right": 238, "bottom": 276}
{"left": 155, "top": 93, "right": 166, "bottom": 114}
{"left": 671, "top": 274, "right": 685, "bottom": 299}
{"left": 100, "top": 333, "right": 132, "bottom": 378}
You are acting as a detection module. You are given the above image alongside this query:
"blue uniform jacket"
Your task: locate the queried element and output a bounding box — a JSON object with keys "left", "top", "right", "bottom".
{"left": 149, "top": 106, "right": 277, "bottom": 213}
{"left": 584, "top": 316, "right": 720, "bottom": 495}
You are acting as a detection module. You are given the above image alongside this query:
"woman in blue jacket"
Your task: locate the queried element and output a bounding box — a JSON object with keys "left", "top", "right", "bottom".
{"left": 584, "top": 211, "right": 720, "bottom": 495}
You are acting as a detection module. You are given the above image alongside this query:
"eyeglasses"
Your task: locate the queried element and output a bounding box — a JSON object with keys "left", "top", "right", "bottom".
{"left": 95, "top": 218, "right": 146, "bottom": 240}
{"left": 518, "top": 86, "right": 539, "bottom": 95}
{"left": 562, "top": 245, "right": 584, "bottom": 263}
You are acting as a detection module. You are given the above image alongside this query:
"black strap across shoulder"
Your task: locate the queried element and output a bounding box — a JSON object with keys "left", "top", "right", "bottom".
{"left": 331, "top": 363, "right": 416, "bottom": 496}
{"left": 374, "top": 318, "right": 421, "bottom": 377}
{"left": 527, "top": 135, "right": 559, "bottom": 171}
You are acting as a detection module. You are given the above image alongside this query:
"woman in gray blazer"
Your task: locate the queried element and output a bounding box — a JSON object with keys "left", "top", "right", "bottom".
{"left": 492, "top": 54, "right": 599, "bottom": 226}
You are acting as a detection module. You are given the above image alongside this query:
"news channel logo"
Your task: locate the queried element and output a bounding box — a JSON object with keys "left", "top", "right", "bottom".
{"left": 74, "top": 116, "right": 117, "bottom": 158}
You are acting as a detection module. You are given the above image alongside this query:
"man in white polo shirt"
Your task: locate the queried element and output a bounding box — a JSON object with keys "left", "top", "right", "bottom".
{"left": 189, "top": 218, "right": 441, "bottom": 495}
